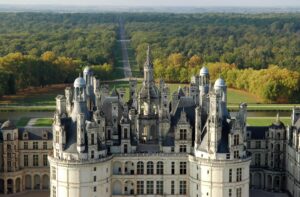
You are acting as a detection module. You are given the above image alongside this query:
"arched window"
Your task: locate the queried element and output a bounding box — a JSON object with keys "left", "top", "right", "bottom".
{"left": 91, "top": 151, "right": 94, "bottom": 159}
{"left": 7, "top": 133, "right": 11, "bottom": 141}
{"left": 157, "top": 161, "right": 164, "bottom": 175}
{"left": 147, "top": 161, "right": 154, "bottom": 175}
{"left": 137, "top": 161, "right": 144, "bottom": 175}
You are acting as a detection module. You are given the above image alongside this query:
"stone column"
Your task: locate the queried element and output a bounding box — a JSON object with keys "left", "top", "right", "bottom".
{"left": 4, "top": 179, "right": 7, "bottom": 194}
{"left": 31, "top": 175, "right": 34, "bottom": 190}
{"left": 13, "top": 179, "right": 16, "bottom": 193}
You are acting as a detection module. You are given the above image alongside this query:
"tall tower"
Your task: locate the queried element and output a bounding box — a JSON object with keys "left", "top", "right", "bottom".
{"left": 137, "top": 46, "right": 160, "bottom": 149}
{"left": 191, "top": 78, "right": 251, "bottom": 197}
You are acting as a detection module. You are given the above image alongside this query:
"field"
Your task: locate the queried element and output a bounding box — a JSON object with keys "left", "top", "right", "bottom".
{"left": 34, "top": 118, "right": 53, "bottom": 126}
{"left": 247, "top": 117, "right": 291, "bottom": 126}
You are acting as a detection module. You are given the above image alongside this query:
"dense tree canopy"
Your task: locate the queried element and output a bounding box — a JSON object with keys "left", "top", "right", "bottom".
{"left": 124, "top": 13, "right": 300, "bottom": 71}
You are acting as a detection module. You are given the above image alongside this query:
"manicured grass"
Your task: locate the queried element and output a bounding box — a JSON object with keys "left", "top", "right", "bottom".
{"left": 34, "top": 118, "right": 53, "bottom": 126}
{"left": 16, "top": 117, "right": 30, "bottom": 127}
{"left": 111, "top": 41, "right": 125, "bottom": 79}
{"left": 228, "top": 104, "right": 300, "bottom": 111}
{"left": 227, "top": 88, "right": 261, "bottom": 104}
{"left": 0, "top": 84, "right": 67, "bottom": 106}
{"left": 247, "top": 117, "right": 291, "bottom": 126}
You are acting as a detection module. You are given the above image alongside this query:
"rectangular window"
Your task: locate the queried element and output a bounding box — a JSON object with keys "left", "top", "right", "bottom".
{"left": 94, "top": 186, "right": 97, "bottom": 192}
{"left": 91, "top": 133, "right": 95, "bottom": 145}
{"left": 180, "top": 129, "right": 187, "bottom": 140}
{"left": 33, "top": 155, "right": 39, "bottom": 166}
{"left": 229, "top": 188, "right": 232, "bottom": 197}
{"left": 43, "top": 142, "right": 47, "bottom": 150}
{"left": 137, "top": 181, "right": 144, "bottom": 194}
{"left": 33, "top": 142, "right": 38, "bottom": 150}
{"left": 236, "top": 168, "right": 242, "bottom": 182}
{"left": 179, "top": 145, "right": 187, "bottom": 153}
{"left": 256, "top": 141, "right": 261, "bottom": 149}
{"left": 24, "top": 155, "right": 28, "bottom": 167}
{"left": 146, "top": 181, "right": 154, "bottom": 194}
{"left": 180, "top": 162, "right": 187, "bottom": 174}
{"left": 236, "top": 188, "right": 242, "bottom": 197}
{"left": 52, "top": 167, "right": 56, "bottom": 180}
{"left": 43, "top": 155, "right": 48, "bottom": 166}
{"left": 171, "top": 181, "right": 175, "bottom": 194}
{"left": 52, "top": 186, "right": 56, "bottom": 197}
{"left": 156, "top": 181, "right": 163, "bottom": 195}
{"left": 94, "top": 176, "right": 96, "bottom": 182}
{"left": 171, "top": 162, "right": 175, "bottom": 174}
{"left": 179, "top": 180, "right": 186, "bottom": 195}
{"left": 234, "top": 150, "right": 239, "bottom": 159}
{"left": 229, "top": 169, "right": 232, "bottom": 182}
{"left": 255, "top": 154, "right": 261, "bottom": 166}
{"left": 234, "top": 135, "right": 239, "bottom": 145}
{"left": 24, "top": 142, "right": 28, "bottom": 149}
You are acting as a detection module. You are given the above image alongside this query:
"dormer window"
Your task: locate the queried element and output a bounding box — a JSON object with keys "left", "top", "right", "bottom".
{"left": 42, "top": 131, "right": 48, "bottom": 139}
{"left": 23, "top": 132, "right": 29, "bottom": 140}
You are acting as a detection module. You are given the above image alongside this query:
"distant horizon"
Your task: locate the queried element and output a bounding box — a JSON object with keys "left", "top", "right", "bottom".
{"left": 0, "top": 0, "right": 300, "bottom": 7}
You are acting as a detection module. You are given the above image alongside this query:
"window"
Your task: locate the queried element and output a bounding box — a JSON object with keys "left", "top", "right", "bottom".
{"left": 33, "top": 155, "right": 39, "bottom": 166}
{"left": 94, "top": 167, "right": 97, "bottom": 171}
{"left": 179, "top": 145, "right": 187, "bottom": 153}
{"left": 94, "top": 187, "right": 97, "bottom": 192}
{"left": 52, "top": 167, "right": 56, "bottom": 180}
{"left": 234, "top": 150, "right": 239, "bottom": 159}
{"left": 124, "top": 128, "right": 128, "bottom": 139}
{"left": 171, "top": 147, "right": 174, "bottom": 152}
{"left": 236, "top": 188, "right": 242, "bottom": 197}
{"left": 52, "top": 186, "right": 56, "bottom": 197}
{"left": 137, "top": 161, "right": 144, "bottom": 175}
{"left": 147, "top": 161, "right": 154, "bottom": 175}
{"left": 146, "top": 181, "right": 154, "bottom": 194}
{"left": 171, "top": 162, "right": 175, "bottom": 174}
{"left": 94, "top": 176, "right": 96, "bottom": 182}
{"left": 255, "top": 154, "right": 261, "bottom": 166}
{"left": 33, "top": 142, "right": 38, "bottom": 150}
{"left": 234, "top": 134, "right": 239, "bottom": 145}
{"left": 179, "top": 180, "right": 186, "bottom": 195}
{"left": 7, "top": 133, "right": 11, "bottom": 140}
{"left": 91, "top": 133, "right": 95, "bottom": 145}
{"left": 157, "top": 161, "right": 164, "bottom": 175}
{"left": 91, "top": 151, "right": 94, "bottom": 159}
{"left": 229, "top": 189, "right": 232, "bottom": 197}
{"left": 180, "top": 162, "right": 187, "bottom": 174}
{"left": 124, "top": 144, "right": 128, "bottom": 153}
{"left": 156, "top": 181, "right": 163, "bottom": 195}
{"left": 255, "top": 141, "right": 261, "bottom": 149}
{"left": 43, "top": 142, "right": 47, "bottom": 150}
{"left": 56, "top": 132, "right": 59, "bottom": 143}
{"left": 137, "top": 181, "right": 144, "bottom": 194}
{"left": 180, "top": 129, "right": 187, "bottom": 140}
{"left": 24, "top": 155, "right": 28, "bottom": 167}
{"left": 24, "top": 142, "right": 28, "bottom": 150}
{"left": 171, "top": 181, "right": 175, "bottom": 194}
{"left": 43, "top": 155, "right": 48, "bottom": 166}
{"left": 229, "top": 169, "right": 232, "bottom": 182}
{"left": 236, "top": 168, "right": 242, "bottom": 182}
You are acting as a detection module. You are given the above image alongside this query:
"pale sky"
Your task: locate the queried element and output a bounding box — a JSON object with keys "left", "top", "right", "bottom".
{"left": 0, "top": 0, "right": 299, "bottom": 7}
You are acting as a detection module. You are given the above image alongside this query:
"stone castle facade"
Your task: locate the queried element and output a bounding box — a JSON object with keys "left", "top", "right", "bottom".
{"left": 0, "top": 47, "right": 300, "bottom": 196}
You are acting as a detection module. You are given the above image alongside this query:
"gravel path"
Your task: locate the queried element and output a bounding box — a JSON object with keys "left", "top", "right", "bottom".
{"left": 119, "top": 19, "right": 132, "bottom": 78}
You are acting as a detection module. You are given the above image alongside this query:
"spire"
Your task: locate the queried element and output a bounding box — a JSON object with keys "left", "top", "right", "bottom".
{"left": 144, "top": 45, "right": 153, "bottom": 68}
{"left": 276, "top": 112, "right": 280, "bottom": 123}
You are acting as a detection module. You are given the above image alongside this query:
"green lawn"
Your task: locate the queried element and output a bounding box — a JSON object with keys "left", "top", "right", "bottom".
{"left": 34, "top": 118, "right": 53, "bottom": 127}
{"left": 247, "top": 117, "right": 291, "bottom": 126}
{"left": 16, "top": 117, "right": 30, "bottom": 127}
{"left": 111, "top": 41, "right": 125, "bottom": 79}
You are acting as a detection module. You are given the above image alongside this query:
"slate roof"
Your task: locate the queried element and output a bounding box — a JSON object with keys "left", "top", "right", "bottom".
{"left": 247, "top": 126, "right": 268, "bottom": 140}
{"left": 18, "top": 127, "right": 53, "bottom": 140}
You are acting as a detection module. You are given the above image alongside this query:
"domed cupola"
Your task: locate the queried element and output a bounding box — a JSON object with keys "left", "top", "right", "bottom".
{"left": 199, "top": 66, "right": 209, "bottom": 76}
{"left": 74, "top": 76, "right": 86, "bottom": 88}
{"left": 214, "top": 78, "right": 226, "bottom": 91}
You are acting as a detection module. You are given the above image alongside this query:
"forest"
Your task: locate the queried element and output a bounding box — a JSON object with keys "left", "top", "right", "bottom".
{"left": 124, "top": 13, "right": 300, "bottom": 102}
{"left": 0, "top": 13, "right": 117, "bottom": 96}
{"left": 0, "top": 13, "right": 299, "bottom": 103}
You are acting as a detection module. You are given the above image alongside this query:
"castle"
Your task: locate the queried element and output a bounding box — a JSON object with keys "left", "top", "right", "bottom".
{"left": 0, "top": 47, "right": 300, "bottom": 196}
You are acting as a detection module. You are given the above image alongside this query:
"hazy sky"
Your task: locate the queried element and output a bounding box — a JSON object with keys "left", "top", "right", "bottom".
{"left": 0, "top": 0, "right": 299, "bottom": 7}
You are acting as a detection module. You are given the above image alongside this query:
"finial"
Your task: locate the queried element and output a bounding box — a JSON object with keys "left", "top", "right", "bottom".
{"left": 276, "top": 112, "right": 280, "bottom": 123}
